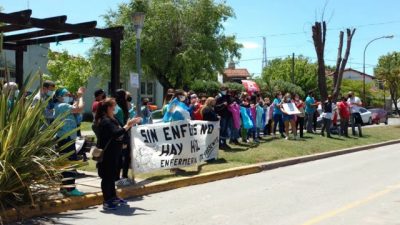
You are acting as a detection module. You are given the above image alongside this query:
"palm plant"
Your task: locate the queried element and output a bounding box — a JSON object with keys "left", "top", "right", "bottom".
{"left": 0, "top": 75, "right": 71, "bottom": 216}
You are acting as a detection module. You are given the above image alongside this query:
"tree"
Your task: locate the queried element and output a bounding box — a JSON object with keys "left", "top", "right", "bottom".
{"left": 332, "top": 29, "right": 356, "bottom": 101}
{"left": 311, "top": 21, "right": 328, "bottom": 101}
{"left": 47, "top": 50, "right": 92, "bottom": 93}
{"left": 261, "top": 55, "right": 318, "bottom": 93}
{"left": 375, "top": 52, "right": 400, "bottom": 113}
{"left": 255, "top": 78, "right": 305, "bottom": 99}
{"left": 311, "top": 21, "right": 356, "bottom": 101}
{"left": 89, "top": 0, "right": 242, "bottom": 91}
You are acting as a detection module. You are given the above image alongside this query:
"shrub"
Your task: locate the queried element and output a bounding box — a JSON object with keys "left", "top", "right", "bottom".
{"left": 0, "top": 77, "right": 68, "bottom": 215}
{"left": 189, "top": 80, "right": 220, "bottom": 97}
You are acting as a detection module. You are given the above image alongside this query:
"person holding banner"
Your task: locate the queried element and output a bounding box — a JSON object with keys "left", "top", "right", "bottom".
{"left": 215, "top": 85, "right": 232, "bottom": 149}
{"left": 280, "top": 93, "right": 298, "bottom": 140}
{"left": 95, "top": 98, "right": 141, "bottom": 210}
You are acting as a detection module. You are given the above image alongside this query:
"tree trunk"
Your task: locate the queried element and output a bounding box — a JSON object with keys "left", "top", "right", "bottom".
{"left": 332, "top": 28, "right": 356, "bottom": 101}
{"left": 333, "top": 31, "right": 344, "bottom": 92}
{"left": 312, "top": 21, "right": 328, "bottom": 101}
{"left": 389, "top": 84, "right": 399, "bottom": 114}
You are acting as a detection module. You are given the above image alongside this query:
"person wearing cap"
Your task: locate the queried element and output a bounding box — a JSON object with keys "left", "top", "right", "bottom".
{"left": 53, "top": 87, "right": 86, "bottom": 196}
{"left": 347, "top": 91, "right": 363, "bottom": 136}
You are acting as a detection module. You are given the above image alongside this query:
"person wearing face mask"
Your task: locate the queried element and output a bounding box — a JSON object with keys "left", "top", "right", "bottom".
{"left": 126, "top": 92, "right": 136, "bottom": 119}
{"left": 53, "top": 87, "right": 86, "bottom": 196}
{"left": 294, "top": 94, "right": 305, "bottom": 138}
{"left": 215, "top": 85, "right": 232, "bottom": 149}
{"left": 320, "top": 95, "right": 334, "bottom": 138}
{"left": 272, "top": 91, "right": 285, "bottom": 138}
{"left": 280, "top": 93, "right": 297, "bottom": 140}
{"left": 162, "top": 89, "right": 191, "bottom": 122}
{"left": 32, "top": 80, "right": 56, "bottom": 124}
{"left": 347, "top": 91, "right": 363, "bottom": 137}
{"left": 305, "top": 91, "right": 318, "bottom": 134}
{"left": 95, "top": 98, "right": 141, "bottom": 210}
{"left": 263, "top": 97, "right": 273, "bottom": 136}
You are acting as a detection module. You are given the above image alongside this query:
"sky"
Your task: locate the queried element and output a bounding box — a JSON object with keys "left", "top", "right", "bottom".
{"left": 2, "top": 0, "right": 400, "bottom": 77}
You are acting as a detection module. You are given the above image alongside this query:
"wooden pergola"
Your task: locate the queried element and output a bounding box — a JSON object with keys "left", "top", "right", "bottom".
{"left": 0, "top": 10, "right": 124, "bottom": 94}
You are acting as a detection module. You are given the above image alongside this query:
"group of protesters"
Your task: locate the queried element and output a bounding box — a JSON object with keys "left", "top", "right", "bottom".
{"left": 2, "top": 79, "right": 365, "bottom": 211}
{"left": 160, "top": 85, "right": 364, "bottom": 147}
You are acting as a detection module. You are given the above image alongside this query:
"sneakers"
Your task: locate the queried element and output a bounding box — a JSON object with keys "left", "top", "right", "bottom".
{"left": 285, "top": 136, "right": 289, "bottom": 140}
{"left": 112, "top": 197, "right": 128, "bottom": 206}
{"left": 115, "top": 178, "right": 134, "bottom": 187}
{"left": 103, "top": 201, "right": 118, "bottom": 210}
{"left": 64, "top": 189, "right": 85, "bottom": 197}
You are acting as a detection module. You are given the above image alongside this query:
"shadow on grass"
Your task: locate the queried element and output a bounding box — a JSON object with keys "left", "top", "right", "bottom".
{"left": 223, "top": 147, "right": 250, "bottom": 152}
{"left": 139, "top": 158, "right": 229, "bottom": 182}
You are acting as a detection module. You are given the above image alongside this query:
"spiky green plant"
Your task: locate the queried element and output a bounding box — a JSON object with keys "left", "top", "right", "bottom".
{"left": 0, "top": 76, "right": 72, "bottom": 215}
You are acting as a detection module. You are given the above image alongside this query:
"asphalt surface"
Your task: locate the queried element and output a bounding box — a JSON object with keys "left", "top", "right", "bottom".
{"left": 19, "top": 143, "right": 400, "bottom": 225}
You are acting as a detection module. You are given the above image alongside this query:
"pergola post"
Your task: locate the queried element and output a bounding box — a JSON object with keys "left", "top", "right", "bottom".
{"left": 110, "top": 38, "right": 121, "bottom": 95}
{"left": 15, "top": 47, "right": 24, "bottom": 89}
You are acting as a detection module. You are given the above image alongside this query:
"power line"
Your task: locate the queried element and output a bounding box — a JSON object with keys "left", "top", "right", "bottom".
{"left": 234, "top": 19, "right": 400, "bottom": 39}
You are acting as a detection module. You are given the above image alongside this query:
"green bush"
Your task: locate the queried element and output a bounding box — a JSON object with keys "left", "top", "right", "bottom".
{"left": 0, "top": 77, "right": 68, "bottom": 213}
{"left": 224, "top": 82, "right": 245, "bottom": 92}
{"left": 255, "top": 79, "right": 305, "bottom": 98}
{"left": 189, "top": 80, "right": 221, "bottom": 97}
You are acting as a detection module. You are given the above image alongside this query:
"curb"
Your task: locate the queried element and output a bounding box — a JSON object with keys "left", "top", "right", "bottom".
{"left": 2, "top": 139, "right": 400, "bottom": 223}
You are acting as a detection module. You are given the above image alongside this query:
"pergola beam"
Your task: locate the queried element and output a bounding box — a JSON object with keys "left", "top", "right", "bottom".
{"left": 16, "top": 33, "right": 90, "bottom": 46}
{"left": 2, "top": 43, "right": 27, "bottom": 51}
{"left": 0, "top": 10, "right": 31, "bottom": 24}
{"left": 4, "top": 21, "right": 97, "bottom": 42}
{"left": 0, "top": 24, "right": 30, "bottom": 33}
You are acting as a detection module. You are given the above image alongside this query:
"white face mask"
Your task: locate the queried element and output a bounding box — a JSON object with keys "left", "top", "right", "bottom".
{"left": 47, "top": 90, "right": 54, "bottom": 97}
{"left": 113, "top": 106, "right": 119, "bottom": 115}
{"left": 62, "top": 96, "right": 72, "bottom": 103}
{"left": 221, "top": 91, "right": 227, "bottom": 95}
{"left": 178, "top": 95, "right": 186, "bottom": 102}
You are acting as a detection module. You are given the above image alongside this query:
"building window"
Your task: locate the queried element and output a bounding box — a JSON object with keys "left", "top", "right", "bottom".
{"left": 140, "top": 81, "right": 155, "bottom": 103}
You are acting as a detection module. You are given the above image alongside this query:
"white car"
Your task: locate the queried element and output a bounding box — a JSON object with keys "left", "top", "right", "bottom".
{"left": 317, "top": 105, "right": 372, "bottom": 125}
{"left": 354, "top": 107, "right": 372, "bottom": 125}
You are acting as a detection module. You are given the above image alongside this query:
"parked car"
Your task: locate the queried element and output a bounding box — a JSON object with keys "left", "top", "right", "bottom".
{"left": 368, "top": 108, "right": 388, "bottom": 125}
{"left": 355, "top": 107, "right": 372, "bottom": 125}
{"left": 151, "top": 109, "right": 163, "bottom": 123}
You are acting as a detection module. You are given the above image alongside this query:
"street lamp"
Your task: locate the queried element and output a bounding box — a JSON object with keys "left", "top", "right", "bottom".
{"left": 132, "top": 12, "right": 145, "bottom": 116}
{"left": 363, "top": 35, "right": 394, "bottom": 105}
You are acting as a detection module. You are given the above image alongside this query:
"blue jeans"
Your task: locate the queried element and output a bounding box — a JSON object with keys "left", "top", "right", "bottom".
{"left": 306, "top": 112, "right": 314, "bottom": 132}
{"left": 220, "top": 117, "right": 230, "bottom": 145}
{"left": 273, "top": 114, "right": 284, "bottom": 134}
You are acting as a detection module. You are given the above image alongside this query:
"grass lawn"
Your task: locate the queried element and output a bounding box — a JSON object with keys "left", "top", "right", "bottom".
{"left": 80, "top": 122, "right": 93, "bottom": 132}
{"left": 79, "top": 125, "right": 400, "bottom": 182}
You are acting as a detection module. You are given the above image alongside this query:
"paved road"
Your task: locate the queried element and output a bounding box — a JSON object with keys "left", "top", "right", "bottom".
{"left": 20, "top": 143, "right": 400, "bottom": 225}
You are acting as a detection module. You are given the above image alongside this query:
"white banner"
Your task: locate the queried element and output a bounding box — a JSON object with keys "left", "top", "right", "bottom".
{"left": 131, "top": 120, "right": 220, "bottom": 173}
{"left": 282, "top": 103, "right": 301, "bottom": 115}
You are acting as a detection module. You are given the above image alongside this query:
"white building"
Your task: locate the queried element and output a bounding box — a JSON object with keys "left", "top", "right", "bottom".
{"left": 341, "top": 68, "right": 375, "bottom": 83}
{"left": 0, "top": 44, "right": 50, "bottom": 86}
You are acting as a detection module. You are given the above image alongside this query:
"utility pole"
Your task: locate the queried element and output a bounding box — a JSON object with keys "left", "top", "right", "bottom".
{"left": 262, "top": 37, "right": 267, "bottom": 71}
{"left": 291, "top": 52, "right": 295, "bottom": 84}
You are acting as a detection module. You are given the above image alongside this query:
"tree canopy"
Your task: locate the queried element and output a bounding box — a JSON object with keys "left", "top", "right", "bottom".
{"left": 47, "top": 50, "right": 92, "bottom": 93}
{"left": 374, "top": 51, "right": 400, "bottom": 113}
{"left": 261, "top": 55, "right": 317, "bottom": 94}
{"left": 89, "top": 0, "right": 242, "bottom": 90}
